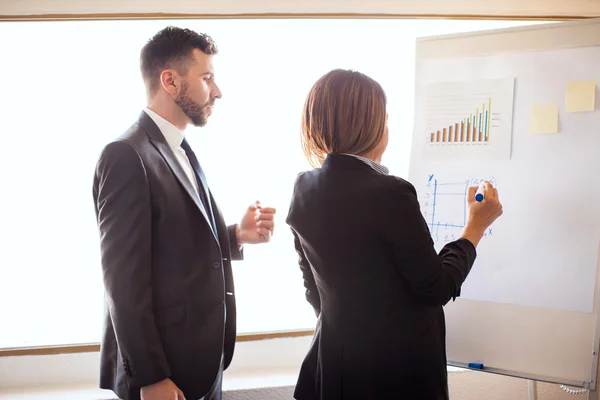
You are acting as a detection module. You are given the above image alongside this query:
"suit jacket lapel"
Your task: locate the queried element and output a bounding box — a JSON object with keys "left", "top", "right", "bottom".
{"left": 137, "top": 112, "right": 219, "bottom": 245}
{"left": 210, "top": 192, "right": 228, "bottom": 247}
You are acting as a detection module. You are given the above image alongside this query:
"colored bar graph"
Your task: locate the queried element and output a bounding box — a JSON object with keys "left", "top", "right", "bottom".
{"left": 466, "top": 120, "right": 470, "bottom": 141}
{"left": 428, "top": 98, "right": 492, "bottom": 143}
{"left": 486, "top": 98, "right": 491, "bottom": 141}
{"left": 478, "top": 108, "right": 482, "bottom": 136}
{"left": 485, "top": 110, "right": 488, "bottom": 140}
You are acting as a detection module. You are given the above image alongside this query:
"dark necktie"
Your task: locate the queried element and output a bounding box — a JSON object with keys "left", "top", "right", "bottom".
{"left": 180, "top": 138, "right": 218, "bottom": 239}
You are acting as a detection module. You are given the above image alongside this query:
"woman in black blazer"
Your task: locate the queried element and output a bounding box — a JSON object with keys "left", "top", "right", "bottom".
{"left": 286, "top": 69, "right": 503, "bottom": 400}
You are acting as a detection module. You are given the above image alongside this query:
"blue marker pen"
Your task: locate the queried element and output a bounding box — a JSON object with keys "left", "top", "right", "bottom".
{"left": 475, "top": 182, "right": 485, "bottom": 202}
{"left": 468, "top": 362, "right": 484, "bottom": 370}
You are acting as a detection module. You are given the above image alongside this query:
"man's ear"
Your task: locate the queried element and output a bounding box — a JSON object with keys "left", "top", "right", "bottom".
{"left": 160, "top": 69, "right": 178, "bottom": 95}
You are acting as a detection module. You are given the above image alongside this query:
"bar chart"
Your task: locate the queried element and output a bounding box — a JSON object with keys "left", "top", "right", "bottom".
{"left": 421, "top": 78, "right": 514, "bottom": 161}
{"left": 429, "top": 98, "right": 492, "bottom": 143}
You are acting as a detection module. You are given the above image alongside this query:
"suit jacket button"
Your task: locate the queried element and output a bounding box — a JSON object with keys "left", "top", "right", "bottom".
{"left": 213, "top": 261, "right": 220, "bottom": 269}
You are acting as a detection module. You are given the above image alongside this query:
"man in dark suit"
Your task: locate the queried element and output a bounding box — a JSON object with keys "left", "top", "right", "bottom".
{"left": 92, "top": 26, "right": 276, "bottom": 400}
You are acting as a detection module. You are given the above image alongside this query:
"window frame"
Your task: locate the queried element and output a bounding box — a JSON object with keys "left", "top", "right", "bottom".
{"left": 0, "top": 330, "right": 314, "bottom": 357}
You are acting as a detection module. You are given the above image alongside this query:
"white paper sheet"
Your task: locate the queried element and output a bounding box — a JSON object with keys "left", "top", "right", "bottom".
{"left": 422, "top": 78, "right": 515, "bottom": 161}
{"left": 408, "top": 46, "right": 600, "bottom": 313}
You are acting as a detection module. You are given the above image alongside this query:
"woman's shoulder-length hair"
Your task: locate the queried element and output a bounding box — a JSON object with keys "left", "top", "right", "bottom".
{"left": 301, "top": 69, "right": 387, "bottom": 168}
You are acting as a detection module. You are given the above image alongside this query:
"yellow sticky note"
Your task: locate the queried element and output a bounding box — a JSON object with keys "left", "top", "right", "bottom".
{"left": 530, "top": 104, "right": 558, "bottom": 135}
{"left": 566, "top": 80, "right": 596, "bottom": 112}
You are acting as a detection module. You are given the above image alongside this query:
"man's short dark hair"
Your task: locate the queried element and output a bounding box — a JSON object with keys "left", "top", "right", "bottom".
{"left": 140, "top": 26, "right": 218, "bottom": 95}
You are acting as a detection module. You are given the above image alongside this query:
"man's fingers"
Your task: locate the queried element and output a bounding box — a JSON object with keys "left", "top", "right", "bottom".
{"left": 248, "top": 201, "right": 260, "bottom": 211}
{"left": 257, "top": 229, "right": 272, "bottom": 237}
{"left": 256, "top": 220, "right": 275, "bottom": 231}
{"left": 257, "top": 228, "right": 272, "bottom": 241}
{"left": 249, "top": 201, "right": 277, "bottom": 215}
{"left": 255, "top": 211, "right": 275, "bottom": 222}
{"left": 246, "top": 201, "right": 276, "bottom": 243}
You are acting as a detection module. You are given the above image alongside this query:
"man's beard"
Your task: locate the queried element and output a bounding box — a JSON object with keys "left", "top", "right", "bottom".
{"left": 174, "top": 82, "right": 213, "bottom": 127}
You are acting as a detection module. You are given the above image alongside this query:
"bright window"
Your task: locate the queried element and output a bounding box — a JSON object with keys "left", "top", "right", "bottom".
{"left": 0, "top": 18, "right": 550, "bottom": 348}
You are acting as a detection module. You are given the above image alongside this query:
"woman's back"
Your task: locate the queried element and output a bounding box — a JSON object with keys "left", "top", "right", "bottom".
{"left": 288, "top": 154, "right": 438, "bottom": 338}
{"left": 287, "top": 154, "right": 475, "bottom": 400}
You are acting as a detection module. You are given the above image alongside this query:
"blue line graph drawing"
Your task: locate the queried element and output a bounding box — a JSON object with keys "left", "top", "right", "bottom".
{"left": 422, "top": 174, "right": 495, "bottom": 245}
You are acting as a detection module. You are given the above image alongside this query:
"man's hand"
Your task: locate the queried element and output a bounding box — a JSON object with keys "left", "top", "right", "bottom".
{"left": 140, "top": 378, "right": 185, "bottom": 400}
{"left": 235, "top": 201, "right": 276, "bottom": 245}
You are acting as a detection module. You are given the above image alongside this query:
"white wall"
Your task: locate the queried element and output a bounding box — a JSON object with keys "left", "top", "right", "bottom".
{"left": 1, "top": 0, "right": 600, "bottom": 18}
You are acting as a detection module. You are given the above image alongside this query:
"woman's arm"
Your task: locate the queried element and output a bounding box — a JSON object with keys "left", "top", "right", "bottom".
{"left": 382, "top": 177, "right": 477, "bottom": 306}
{"left": 291, "top": 229, "right": 321, "bottom": 316}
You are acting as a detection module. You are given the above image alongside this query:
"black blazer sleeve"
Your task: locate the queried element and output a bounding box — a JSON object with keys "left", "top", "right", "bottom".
{"left": 382, "top": 178, "right": 477, "bottom": 306}
{"left": 94, "top": 141, "right": 170, "bottom": 387}
{"left": 227, "top": 224, "right": 243, "bottom": 261}
{"left": 291, "top": 229, "right": 321, "bottom": 316}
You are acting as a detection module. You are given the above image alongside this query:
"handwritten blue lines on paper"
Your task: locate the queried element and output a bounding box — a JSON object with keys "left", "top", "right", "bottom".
{"left": 421, "top": 174, "right": 495, "bottom": 244}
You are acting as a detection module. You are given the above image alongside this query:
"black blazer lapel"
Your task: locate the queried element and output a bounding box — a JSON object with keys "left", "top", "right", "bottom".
{"left": 137, "top": 112, "right": 219, "bottom": 245}
{"left": 210, "top": 194, "right": 229, "bottom": 250}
